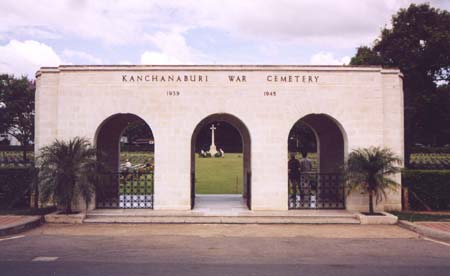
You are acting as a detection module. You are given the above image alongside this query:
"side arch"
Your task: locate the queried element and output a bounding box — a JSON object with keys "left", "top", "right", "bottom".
{"left": 95, "top": 113, "right": 154, "bottom": 208}
{"left": 287, "top": 113, "right": 348, "bottom": 209}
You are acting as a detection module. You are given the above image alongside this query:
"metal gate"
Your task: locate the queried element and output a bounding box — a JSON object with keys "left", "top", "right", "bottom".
{"left": 190, "top": 172, "right": 195, "bottom": 209}
{"left": 96, "top": 172, "right": 154, "bottom": 209}
{"left": 246, "top": 172, "right": 251, "bottom": 209}
{"left": 288, "top": 173, "right": 344, "bottom": 209}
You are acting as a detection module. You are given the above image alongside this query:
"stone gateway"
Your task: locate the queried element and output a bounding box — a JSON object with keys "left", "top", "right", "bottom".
{"left": 35, "top": 65, "right": 404, "bottom": 212}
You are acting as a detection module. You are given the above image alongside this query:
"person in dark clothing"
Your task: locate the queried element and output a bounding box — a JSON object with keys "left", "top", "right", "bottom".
{"left": 288, "top": 153, "right": 301, "bottom": 199}
{"left": 299, "top": 151, "right": 313, "bottom": 193}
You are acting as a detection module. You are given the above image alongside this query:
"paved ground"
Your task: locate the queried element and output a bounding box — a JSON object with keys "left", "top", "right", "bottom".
{"left": 0, "top": 216, "right": 34, "bottom": 227}
{"left": 417, "top": 222, "right": 450, "bottom": 232}
{"left": 0, "top": 215, "right": 42, "bottom": 236}
{"left": 1, "top": 224, "right": 450, "bottom": 276}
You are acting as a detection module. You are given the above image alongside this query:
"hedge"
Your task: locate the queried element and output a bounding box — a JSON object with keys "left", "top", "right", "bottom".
{"left": 0, "top": 145, "right": 34, "bottom": 152}
{"left": 411, "top": 146, "right": 450, "bottom": 154}
{"left": 0, "top": 167, "right": 36, "bottom": 209}
{"left": 402, "top": 170, "right": 450, "bottom": 210}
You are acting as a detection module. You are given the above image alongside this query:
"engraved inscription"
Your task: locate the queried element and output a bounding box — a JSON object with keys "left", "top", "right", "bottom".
{"left": 166, "top": 91, "right": 180, "bottom": 96}
{"left": 266, "top": 75, "right": 319, "bottom": 83}
{"left": 122, "top": 75, "right": 208, "bottom": 82}
{"left": 228, "top": 75, "right": 246, "bottom": 82}
{"left": 264, "top": 91, "right": 277, "bottom": 96}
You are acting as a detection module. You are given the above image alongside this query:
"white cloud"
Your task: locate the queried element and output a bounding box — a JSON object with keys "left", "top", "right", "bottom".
{"left": 310, "top": 52, "right": 350, "bottom": 65}
{"left": 141, "top": 31, "right": 207, "bottom": 64}
{"left": 0, "top": 0, "right": 449, "bottom": 68}
{"left": 140, "top": 51, "right": 181, "bottom": 64}
{"left": 0, "top": 40, "right": 61, "bottom": 77}
{"left": 3, "top": 0, "right": 442, "bottom": 47}
{"left": 118, "top": 60, "right": 132, "bottom": 65}
{"left": 62, "top": 49, "right": 102, "bottom": 64}
{"left": 1, "top": 0, "right": 448, "bottom": 50}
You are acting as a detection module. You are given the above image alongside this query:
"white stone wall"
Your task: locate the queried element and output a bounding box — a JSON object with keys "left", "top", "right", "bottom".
{"left": 35, "top": 65, "right": 404, "bottom": 211}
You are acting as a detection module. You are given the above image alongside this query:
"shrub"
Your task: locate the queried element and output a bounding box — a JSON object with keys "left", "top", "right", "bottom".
{"left": 411, "top": 145, "right": 450, "bottom": 154}
{"left": 402, "top": 170, "right": 450, "bottom": 210}
{"left": 0, "top": 167, "right": 36, "bottom": 209}
{"left": 38, "top": 137, "right": 107, "bottom": 213}
{"left": 409, "top": 153, "right": 450, "bottom": 170}
{"left": 343, "top": 147, "right": 401, "bottom": 214}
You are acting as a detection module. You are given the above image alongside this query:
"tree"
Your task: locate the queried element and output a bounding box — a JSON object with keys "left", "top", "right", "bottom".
{"left": 0, "top": 74, "right": 35, "bottom": 161}
{"left": 288, "top": 122, "right": 317, "bottom": 153}
{"left": 38, "top": 137, "right": 105, "bottom": 213}
{"left": 121, "top": 120, "right": 153, "bottom": 144}
{"left": 350, "top": 46, "right": 383, "bottom": 66}
{"left": 350, "top": 4, "right": 450, "bottom": 166}
{"left": 344, "top": 147, "right": 401, "bottom": 214}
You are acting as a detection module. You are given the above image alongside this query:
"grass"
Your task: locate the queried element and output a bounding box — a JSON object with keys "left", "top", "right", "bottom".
{"left": 119, "top": 151, "right": 154, "bottom": 165}
{"left": 391, "top": 211, "right": 450, "bottom": 222}
{"left": 195, "top": 153, "right": 243, "bottom": 194}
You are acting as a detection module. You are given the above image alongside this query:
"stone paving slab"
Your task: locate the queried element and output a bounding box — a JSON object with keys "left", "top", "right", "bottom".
{"left": 83, "top": 215, "right": 360, "bottom": 224}
{"left": 86, "top": 208, "right": 360, "bottom": 224}
{"left": 88, "top": 209, "right": 356, "bottom": 217}
{"left": 0, "top": 215, "right": 43, "bottom": 236}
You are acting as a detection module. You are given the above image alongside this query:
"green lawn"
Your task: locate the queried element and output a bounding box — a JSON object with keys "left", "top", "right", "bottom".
{"left": 195, "top": 153, "right": 243, "bottom": 194}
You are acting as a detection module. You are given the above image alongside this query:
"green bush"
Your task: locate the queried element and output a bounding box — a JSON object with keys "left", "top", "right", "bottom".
{"left": 402, "top": 170, "right": 450, "bottom": 210}
{"left": 411, "top": 145, "right": 450, "bottom": 154}
{"left": 0, "top": 167, "right": 36, "bottom": 209}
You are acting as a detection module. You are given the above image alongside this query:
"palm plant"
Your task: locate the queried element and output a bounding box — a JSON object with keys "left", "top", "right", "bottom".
{"left": 344, "top": 147, "right": 402, "bottom": 215}
{"left": 37, "top": 137, "right": 106, "bottom": 214}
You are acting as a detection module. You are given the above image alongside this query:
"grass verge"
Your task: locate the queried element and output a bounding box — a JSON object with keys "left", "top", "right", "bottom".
{"left": 391, "top": 211, "right": 450, "bottom": 222}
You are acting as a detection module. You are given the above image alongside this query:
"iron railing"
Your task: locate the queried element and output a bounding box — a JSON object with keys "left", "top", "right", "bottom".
{"left": 246, "top": 172, "right": 251, "bottom": 209}
{"left": 289, "top": 173, "right": 345, "bottom": 209}
{"left": 96, "top": 171, "right": 153, "bottom": 209}
{"left": 191, "top": 172, "right": 195, "bottom": 209}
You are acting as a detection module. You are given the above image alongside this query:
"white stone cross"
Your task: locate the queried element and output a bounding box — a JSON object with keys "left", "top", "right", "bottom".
{"left": 210, "top": 124, "right": 217, "bottom": 145}
{"left": 209, "top": 124, "right": 218, "bottom": 155}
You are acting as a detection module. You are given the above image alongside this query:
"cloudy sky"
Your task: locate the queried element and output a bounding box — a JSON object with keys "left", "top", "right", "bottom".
{"left": 0, "top": 0, "right": 449, "bottom": 77}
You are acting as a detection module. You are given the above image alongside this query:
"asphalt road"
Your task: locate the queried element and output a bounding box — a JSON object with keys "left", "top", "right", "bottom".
{"left": 1, "top": 224, "right": 450, "bottom": 276}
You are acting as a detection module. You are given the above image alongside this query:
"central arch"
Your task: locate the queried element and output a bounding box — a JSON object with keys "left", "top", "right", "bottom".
{"left": 190, "top": 113, "right": 251, "bottom": 209}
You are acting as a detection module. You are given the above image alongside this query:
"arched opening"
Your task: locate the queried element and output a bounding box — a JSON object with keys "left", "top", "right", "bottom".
{"left": 95, "top": 113, "right": 154, "bottom": 209}
{"left": 191, "top": 113, "right": 251, "bottom": 210}
{"left": 288, "top": 114, "right": 346, "bottom": 209}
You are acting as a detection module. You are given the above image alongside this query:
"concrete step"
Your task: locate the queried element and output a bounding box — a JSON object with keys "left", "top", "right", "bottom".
{"left": 84, "top": 211, "right": 361, "bottom": 224}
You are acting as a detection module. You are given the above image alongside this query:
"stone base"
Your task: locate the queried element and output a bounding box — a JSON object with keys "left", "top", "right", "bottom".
{"left": 44, "top": 212, "right": 86, "bottom": 224}
{"left": 357, "top": 212, "right": 398, "bottom": 225}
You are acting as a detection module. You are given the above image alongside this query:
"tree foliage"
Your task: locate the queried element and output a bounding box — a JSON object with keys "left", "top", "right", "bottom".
{"left": 344, "top": 147, "right": 401, "bottom": 214}
{"left": 288, "top": 122, "right": 317, "bottom": 153}
{"left": 350, "top": 4, "right": 450, "bottom": 165}
{"left": 0, "top": 74, "right": 35, "bottom": 161}
{"left": 121, "top": 119, "right": 153, "bottom": 144}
